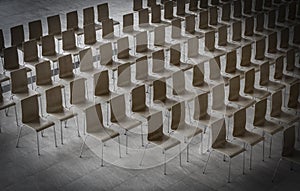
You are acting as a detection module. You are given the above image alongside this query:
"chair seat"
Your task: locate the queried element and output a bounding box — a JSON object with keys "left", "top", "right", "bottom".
{"left": 117, "top": 55, "right": 138, "bottom": 64}
{"left": 114, "top": 116, "right": 142, "bottom": 131}
{"left": 136, "top": 75, "right": 157, "bottom": 85}
{"left": 173, "top": 90, "right": 196, "bottom": 101}
{"left": 229, "top": 96, "right": 256, "bottom": 108}
{"left": 71, "top": 100, "right": 94, "bottom": 111}
{"left": 0, "top": 99, "right": 15, "bottom": 110}
{"left": 213, "top": 105, "right": 238, "bottom": 117}
{"left": 43, "top": 53, "right": 64, "bottom": 62}
{"left": 171, "top": 62, "right": 193, "bottom": 72}
{"left": 74, "top": 28, "right": 84, "bottom": 36}
{"left": 274, "top": 74, "right": 299, "bottom": 86}
{"left": 193, "top": 81, "right": 211, "bottom": 92}
{"left": 210, "top": 76, "right": 229, "bottom": 86}
{"left": 151, "top": 134, "right": 181, "bottom": 151}
{"left": 271, "top": 111, "right": 300, "bottom": 125}
{"left": 153, "top": 68, "right": 174, "bottom": 79}
{"left": 175, "top": 123, "right": 203, "bottom": 139}
{"left": 95, "top": 92, "right": 119, "bottom": 103}
{"left": 254, "top": 120, "right": 283, "bottom": 135}
{"left": 89, "top": 128, "right": 119, "bottom": 142}
{"left": 48, "top": 108, "right": 77, "bottom": 121}
{"left": 100, "top": 60, "right": 121, "bottom": 71}
{"left": 244, "top": 88, "right": 271, "bottom": 100}
{"left": 234, "top": 131, "right": 264, "bottom": 146}
{"left": 85, "top": 40, "right": 104, "bottom": 49}
{"left": 213, "top": 141, "right": 245, "bottom": 158}
{"left": 283, "top": 150, "right": 300, "bottom": 165}
{"left": 153, "top": 98, "right": 177, "bottom": 111}
{"left": 189, "top": 54, "right": 210, "bottom": 65}
{"left": 260, "top": 81, "right": 286, "bottom": 92}
{"left": 218, "top": 42, "right": 241, "bottom": 52}
{"left": 196, "top": 114, "right": 220, "bottom": 127}
{"left": 0, "top": 74, "right": 10, "bottom": 83}
{"left": 24, "top": 57, "right": 45, "bottom": 67}
{"left": 133, "top": 107, "right": 158, "bottom": 119}
{"left": 12, "top": 89, "right": 39, "bottom": 101}
{"left": 202, "top": 48, "right": 226, "bottom": 58}
{"left": 25, "top": 118, "right": 55, "bottom": 132}
{"left": 63, "top": 47, "right": 83, "bottom": 56}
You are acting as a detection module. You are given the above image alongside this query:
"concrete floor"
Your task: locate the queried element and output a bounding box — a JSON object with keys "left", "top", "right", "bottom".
{"left": 0, "top": 0, "right": 300, "bottom": 190}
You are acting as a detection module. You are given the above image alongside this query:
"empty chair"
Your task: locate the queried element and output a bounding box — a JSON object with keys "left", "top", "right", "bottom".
{"left": 217, "top": 25, "right": 240, "bottom": 51}
{"left": 233, "top": 0, "right": 242, "bottom": 19}
{"left": 153, "top": 25, "right": 173, "bottom": 49}
{"left": 208, "top": 6, "right": 224, "bottom": 29}
{"left": 140, "top": 111, "right": 181, "bottom": 175}
{"left": 133, "top": 0, "right": 143, "bottom": 11}
{"left": 293, "top": 25, "right": 300, "bottom": 46}
{"left": 138, "top": 8, "right": 155, "bottom": 31}
{"left": 270, "top": 90, "right": 299, "bottom": 125}
{"left": 116, "top": 62, "right": 138, "bottom": 93}
{"left": 244, "top": 68, "right": 270, "bottom": 100}
{"left": 243, "top": 16, "right": 263, "bottom": 41}
{"left": 171, "top": 18, "right": 189, "bottom": 44}
{"left": 69, "top": 78, "right": 93, "bottom": 112}
{"left": 153, "top": 77, "right": 177, "bottom": 111}
{"left": 152, "top": 49, "right": 174, "bottom": 78}
{"left": 170, "top": 43, "right": 192, "bottom": 71}
{"left": 58, "top": 54, "right": 84, "bottom": 85}
{"left": 135, "top": 55, "right": 157, "bottom": 84}
{"left": 187, "top": 37, "right": 210, "bottom": 64}
{"left": 101, "top": 19, "right": 119, "bottom": 42}
{"left": 99, "top": 42, "right": 120, "bottom": 72}
{"left": 287, "top": 82, "right": 300, "bottom": 111}
{"left": 78, "top": 48, "right": 99, "bottom": 78}
{"left": 94, "top": 70, "right": 118, "bottom": 104}
{"left": 135, "top": 31, "right": 155, "bottom": 57}
{"left": 285, "top": 49, "right": 300, "bottom": 78}
{"left": 163, "top": 1, "right": 178, "bottom": 21}
{"left": 97, "top": 3, "right": 120, "bottom": 26}
{"left": 189, "top": 0, "right": 200, "bottom": 12}
{"left": 79, "top": 103, "right": 121, "bottom": 166}
{"left": 62, "top": 29, "right": 83, "bottom": 57}
{"left": 232, "top": 108, "right": 264, "bottom": 170}
{"left": 3, "top": 46, "right": 31, "bottom": 73}
{"left": 41, "top": 34, "right": 63, "bottom": 63}
{"left": 239, "top": 44, "right": 259, "bottom": 71}
{"left": 208, "top": 56, "right": 229, "bottom": 85}
{"left": 203, "top": 30, "right": 226, "bottom": 57}
{"left": 220, "top": 2, "right": 236, "bottom": 24}
{"left": 203, "top": 118, "right": 246, "bottom": 183}
{"left": 253, "top": 98, "right": 283, "bottom": 158}
{"left": 259, "top": 62, "right": 285, "bottom": 92}
{"left": 172, "top": 70, "right": 196, "bottom": 101}
{"left": 255, "top": 13, "right": 273, "bottom": 36}
{"left": 23, "top": 39, "right": 44, "bottom": 67}
{"left": 47, "top": 15, "right": 62, "bottom": 41}
{"left": 192, "top": 63, "right": 211, "bottom": 92}
{"left": 83, "top": 23, "right": 103, "bottom": 49}
{"left": 176, "top": 0, "right": 189, "bottom": 17}
{"left": 151, "top": 4, "right": 170, "bottom": 26}
{"left": 273, "top": 56, "right": 298, "bottom": 86}
{"left": 231, "top": 21, "right": 252, "bottom": 46}
{"left": 110, "top": 94, "right": 142, "bottom": 153}
{"left": 116, "top": 36, "right": 136, "bottom": 64}
{"left": 10, "top": 25, "right": 24, "bottom": 50}
{"left": 198, "top": 10, "right": 215, "bottom": 33}
{"left": 16, "top": 94, "right": 57, "bottom": 155}
{"left": 83, "top": 7, "right": 102, "bottom": 31}
{"left": 28, "top": 20, "right": 43, "bottom": 44}
{"left": 185, "top": 14, "right": 204, "bottom": 38}
{"left": 122, "top": 13, "right": 139, "bottom": 36}
{"left": 45, "top": 85, "right": 79, "bottom": 144}
{"left": 66, "top": 10, "right": 84, "bottom": 36}
{"left": 272, "top": 126, "right": 300, "bottom": 182}
{"left": 224, "top": 50, "right": 244, "bottom": 78}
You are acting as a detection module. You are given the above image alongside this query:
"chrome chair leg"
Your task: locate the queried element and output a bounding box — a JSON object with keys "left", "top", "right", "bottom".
{"left": 118, "top": 136, "right": 121, "bottom": 158}
{"left": 37, "top": 132, "right": 40, "bottom": 156}
{"left": 250, "top": 146, "right": 253, "bottom": 170}
{"left": 16, "top": 125, "right": 23, "bottom": 147}
{"left": 203, "top": 151, "right": 212, "bottom": 174}
{"left": 60, "top": 122, "right": 63, "bottom": 145}
{"left": 75, "top": 115, "right": 80, "bottom": 137}
{"left": 53, "top": 125, "right": 57, "bottom": 147}
{"left": 163, "top": 150, "right": 167, "bottom": 175}
{"left": 79, "top": 135, "right": 88, "bottom": 158}
{"left": 186, "top": 143, "right": 189, "bottom": 162}
{"left": 139, "top": 142, "right": 149, "bottom": 166}
{"left": 14, "top": 105, "right": 19, "bottom": 126}
{"left": 269, "top": 136, "right": 273, "bottom": 158}
{"left": 228, "top": 158, "right": 231, "bottom": 183}
{"left": 101, "top": 143, "right": 104, "bottom": 167}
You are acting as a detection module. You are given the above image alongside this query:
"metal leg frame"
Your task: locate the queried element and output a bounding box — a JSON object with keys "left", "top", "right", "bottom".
{"left": 272, "top": 158, "right": 282, "bottom": 182}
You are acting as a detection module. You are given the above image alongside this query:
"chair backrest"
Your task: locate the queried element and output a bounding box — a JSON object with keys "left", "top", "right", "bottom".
{"left": 200, "top": 0, "right": 208, "bottom": 9}
{"left": 94, "top": 70, "right": 110, "bottom": 96}
{"left": 240, "top": 44, "right": 251, "bottom": 66}
{"left": 102, "top": 19, "right": 114, "bottom": 39}
{"left": 58, "top": 54, "right": 74, "bottom": 79}
{"left": 194, "top": 92, "right": 208, "bottom": 120}
{"left": 170, "top": 43, "right": 181, "bottom": 66}
{"left": 41, "top": 34, "right": 56, "bottom": 56}
{"left": 66, "top": 10, "right": 79, "bottom": 30}
{"left": 233, "top": 108, "right": 247, "bottom": 137}
{"left": 11, "top": 68, "right": 28, "bottom": 94}
{"left": 293, "top": 24, "right": 300, "bottom": 45}
{"left": 154, "top": 25, "right": 165, "bottom": 46}
{"left": 153, "top": 78, "right": 166, "bottom": 102}
{"left": 218, "top": 24, "right": 227, "bottom": 46}
{"left": 288, "top": 82, "right": 300, "bottom": 109}
{"left": 255, "top": 38, "right": 266, "bottom": 60}
{"left": 136, "top": 31, "right": 148, "bottom": 53}
{"left": 221, "top": 2, "right": 231, "bottom": 21}
{"left": 0, "top": 29, "right": 5, "bottom": 51}
{"left": 79, "top": 48, "right": 94, "bottom": 72}
{"left": 147, "top": 111, "right": 164, "bottom": 141}
{"left": 267, "top": 10, "right": 276, "bottom": 29}
{"left": 232, "top": 21, "right": 242, "bottom": 41}
{"left": 187, "top": 37, "right": 199, "bottom": 58}
{"left": 171, "top": 18, "right": 181, "bottom": 39}
{"left": 70, "top": 78, "right": 86, "bottom": 104}
{"left": 135, "top": 56, "right": 149, "bottom": 80}
{"left": 133, "top": 0, "right": 143, "bottom": 11}
{"left": 225, "top": 50, "right": 237, "bottom": 73}
{"left": 277, "top": 4, "right": 286, "bottom": 23}
{"left": 83, "top": 7, "right": 95, "bottom": 26}
{"left": 99, "top": 42, "right": 113, "bottom": 65}
{"left": 47, "top": 15, "right": 61, "bottom": 35}
{"left": 172, "top": 70, "right": 186, "bottom": 95}
{"left": 282, "top": 125, "right": 296, "bottom": 157}
{"left": 35, "top": 61, "right": 52, "bottom": 86}
{"left": 228, "top": 75, "right": 240, "bottom": 101}
{"left": 139, "top": 8, "right": 149, "bottom": 26}
{"left": 21, "top": 95, "right": 39, "bottom": 123}
{"left": 84, "top": 23, "right": 97, "bottom": 45}
{"left": 209, "top": 56, "right": 221, "bottom": 80}
{"left": 212, "top": 83, "right": 225, "bottom": 110}
{"left": 286, "top": 48, "right": 295, "bottom": 71}
{"left": 176, "top": 0, "right": 186, "bottom": 16}
{"left": 211, "top": 118, "right": 226, "bottom": 148}
{"left": 256, "top": 13, "right": 264, "bottom": 32}
{"left": 233, "top": 0, "right": 242, "bottom": 18}
{"left": 270, "top": 90, "right": 283, "bottom": 117}
{"left": 3, "top": 46, "right": 19, "bottom": 70}
{"left": 255, "top": 0, "right": 263, "bottom": 11}
{"left": 209, "top": 6, "right": 218, "bottom": 26}
{"left": 243, "top": 0, "right": 252, "bottom": 15}
{"left": 288, "top": 1, "right": 297, "bottom": 20}
{"left": 151, "top": 5, "right": 161, "bottom": 23}
{"left": 131, "top": 85, "right": 146, "bottom": 112}
{"left": 23, "top": 39, "right": 38, "bottom": 62}
{"left": 171, "top": 101, "right": 186, "bottom": 130}
{"left": 259, "top": 61, "right": 270, "bottom": 86}
{"left": 268, "top": 32, "right": 277, "bottom": 53}
{"left": 117, "top": 62, "right": 132, "bottom": 87}
{"left": 152, "top": 49, "right": 165, "bottom": 73}
{"left": 85, "top": 103, "right": 104, "bottom": 133}
{"left": 164, "top": 1, "right": 174, "bottom": 19}
{"left": 97, "top": 3, "right": 110, "bottom": 22}
{"left": 117, "top": 37, "right": 130, "bottom": 59}
{"left": 185, "top": 15, "right": 195, "bottom": 34}
{"left": 205, "top": 31, "right": 215, "bottom": 51}
{"left": 189, "top": 0, "right": 198, "bottom": 11}
{"left": 274, "top": 56, "right": 284, "bottom": 80}
{"left": 199, "top": 10, "right": 209, "bottom": 29}
{"left": 123, "top": 13, "right": 134, "bottom": 32}
{"left": 280, "top": 27, "right": 289, "bottom": 49}
{"left": 10, "top": 25, "right": 24, "bottom": 47}
{"left": 193, "top": 63, "right": 205, "bottom": 87}
{"left": 62, "top": 29, "right": 76, "bottom": 50}
{"left": 244, "top": 16, "right": 254, "bottom": 36}
{"left": 28, "top": 20, "right": 43, "bottom": 41}
{"left": 45, "top": 85, "right": 63, "bottom": 113}
{"left": 244, "top": 68, "right": 255, "bottom": 93}
{"left": 110, "top": 94, "right": 126, "bottom": 122}
{"left": 253, "top": 98, "right": 267, "bottom": 126}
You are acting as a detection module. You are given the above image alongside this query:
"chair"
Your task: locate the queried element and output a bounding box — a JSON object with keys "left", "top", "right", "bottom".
{"left": 83, "top": 7, "right": 102, "bottom": 31}
{"left": 176, "top": 0, "right": 190, "bottom": 17}
{"left": 151, "top": 4, "right": 170, "bottom": 26}
{"left": 185, "top": 15, "right": 204, "bottom": 38}
{"left": 217, "top": 25, "right": 240, "bottom": 52}
{"left": 97, "top": 3, "right": 120, "bottom": 27}
{"left": 3, "top": 46, "right": 31, "bottom": 74}
{"left": 228, "top": 75, "right": 256, "bottom": 109}
{"left": 231, "top": 21, "right": 253, "bottom": 47}
{"left": 83, "top": 23, "right": 103, "bottom": 49}
{"left": 233, "top": 108, "right": 264, "bottom": 170}
{"left": 66, "top": 10, "right": 84, "bottom": 36}
{"left": 101, "top": 19, "right": 120, "bottom": 42}
{"left": 208, "top": 6, "right": 226, "bottom": 29}
{"left": 253, "top": 38, "right": 275, "bottom": 66}
{"left": 170, "top": 18, "right": 189, "bottom": 44}
{"left": 239, "top": 44, "right": 259, "bottom": 71}
{"left": 272, "top": 126, "right": 300, "bottom": 182}
{"left": 273, "top": 56, "right": 299, "bottom": 86}
{"left": 23, "top": 39, "right": 44, "bottom": 68}
{"left": 279, "top": 27, "right": 289, "bottom": 50}
{"left": 208, "top": 56, "right": 229, "bottom": 85}
{"left": 78, "top": 48, "right": 99, "bottom": 78}
{"left": 41, "top": 34, "right": 63, "bottom": 63}
{"left": 189, "top": 0, "right": 200, "bottom": 12}
{"left": 133, "top": 0, "right": 143, "bottom": 11}
{"left": 220, "top": 2, "right": 237, "bottom": 25}
{"left": 243, "top": 16, "right": 264, "bottom": 42}
{"left": 45, "top": 85, "right": 79, "bottom": 144}
{"left": 192, "top": 63, "right": 211, "bottom": 92}
{"left": 293, "top": 24, "right": 300, "bottom": 46}
{"left": 244, "top": 68, "right": 270, "bottom": 100}
{"left": 135, "top": 55, "right": 157, "bottom": 86}
{"left": 203, "top": 30, "right": 226, "bottom": 58}
{"left": 255, "top": 13, "right": 273, "bottom": 36}
{"left": 270, "top": 90, "right": 299, "bottom": 125}
{"left": 28, "top": 20, "right": 43, "bottom": 44}
{"left": 116, "top": 62, "right": 138, "bottom": 93}
{"left": 287, "top": 82, "right": 300, "bottom": 112}
{"left": 135, "top": 31, "right": 156, "bottom": 57}
{"left": 163, "top": 1, "right": 180, "bottom": 21}
{"left": 153, "top": 25, "right": 173, "bottom": 49}
{"left": 285, "top": 49, "right": 300, "bottom": 78}
{"left": 203, "top": 118, "right": 246, "bottom": 183}
{"left": 110, "top": 94, "right": 142, "bottom": 153}
{"left": 243, "top": 0, "right": 253, "bottom": 15}
{"left": 171, "top": 101, "right": 203, "bottom": 161}
{"left": 169, "top": 43, "right": 192, "bottom": 71}
{"left": 10, "top": 25, "right": 24, "bottom": 50}
{"left": 224, "top": 50, "right": 244, "bottom": 78}
{"left": 198, "top": 10, "right": 215, "bottom": 33}
{"left": 253, "top": 98, "right": 283, "bottom": 158}
{"left": 122, "top": 13, "right": 139, "bottom": 36}
{"left": 259, "top": 61, "right": 285, "bottom": 92}
{"left": 16, "top": 94, "right": 57, "bottom": 156}
{"left": 47, "top": 15, "right": 62, "bottom": 40}
{"left": 79, "top": 103, "right": 121, "bottom": 166}
{"left": 140, "top": 111, "right": 181, "bottom": 175}
{"left": 172, "top": 70, "right": 196, "bottom": 101}
{"left": 35, "top": 61, "right": 56, "bottom": 91}
{"left": 187, "top": 37, "right": 210, "bottom": 65}
{"left": 266, "top": 32, "right": 284, "bottom": 60}
{"left": 69, "top": 78, "right": 93, "bottom": 112}
{"left": 116, "top": 36, "right": 137, "bottom": 64}
{"left": 138, "top": 8, "right": 155, "bottom": 31}
{"left": 152, "top": 49, "right": 174, "bottom": 78}
{"left": 62, "top": 29, "right": 83, "bottom": 57}
{"left": 233, "top": 0, "right": 242, "bottom": 19}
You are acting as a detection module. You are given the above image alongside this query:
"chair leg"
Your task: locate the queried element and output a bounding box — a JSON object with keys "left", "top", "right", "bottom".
{"left": 269, "top": 136, "right": 273, "bottom": 158}
{"left": 187, "top": 143, "right": 189, "bottom": 162}
{"left": 200, "top": 132, "right": 204, "bottom": 154}
{"left": 243, "top": 143, "right": 245, "bottom": 175}
{"left": 36, "top": 132, "right": 40, "bottom": 156}
{"left": 75, "top": 115, "right": 80, "bottom": 137}
{"left": 203, "top": 151, "right": 212, "bottom": 174}
{"left": 79, "top": 135, "right": 88, "bottom": 158}
{"left": 179, "top": 144, "right": 182, "bottom": 166}
{"left": 272, "top": 158, "right": 282, "bottom": 182}
{"left": 60, "top": 122, "right": 63, "bottom": 145}
{"left": 228, "top": 158, "right": 231, "bottom": 183}
{"left": 53, "top": 125, "right": 57, "bottom": 147}
{"left": 250, "top": 146, "right": 253, "bottom": 170}
{"left": 118, "top": 136, "right": 121, "bottom": 158}
{"left": 163, "top": 149, "right": 167, "bottom": 175}
{"left": 5, "top": 107, "right": 9, "bottom": 116}
{"left": 141, "top": 124, "right": 144, "bottom": 147}
{"left": 16, "top": 125, "right": 23, "bottom": 148}
{"left": 262, "top": 132, "right": 265, "bottom": 161}
{"left": 14, "top": 105, "right": 19, "bottom": 127}
{"left": 101, "top": 143, "right": 104, "bottom": 167}
{"left": 139, "top": 142, "right": 149, "bottom": 166}
{"left": 125, "top": 131, "right": 128, "bottom": 154}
